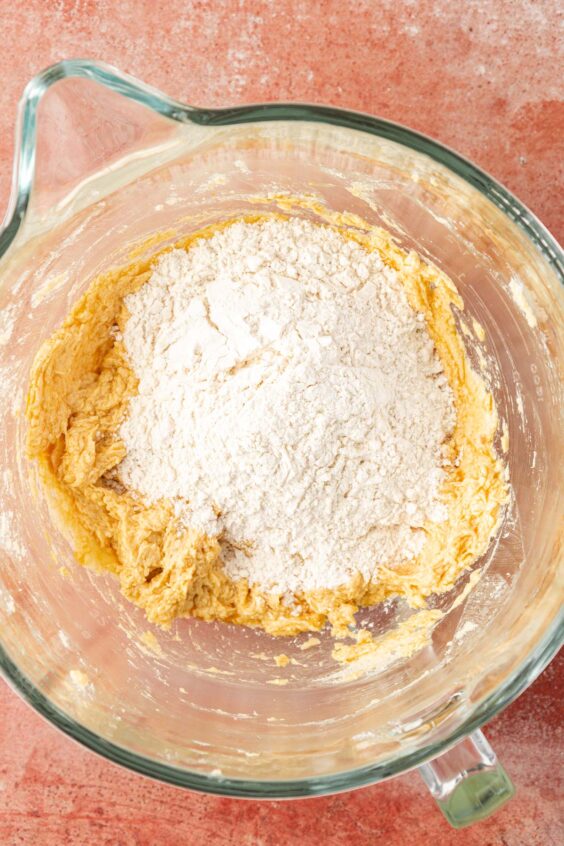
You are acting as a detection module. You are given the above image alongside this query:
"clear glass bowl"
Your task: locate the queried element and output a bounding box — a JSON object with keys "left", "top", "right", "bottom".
{"left": 0, "top": 60, "right": 562, "bottom": 827}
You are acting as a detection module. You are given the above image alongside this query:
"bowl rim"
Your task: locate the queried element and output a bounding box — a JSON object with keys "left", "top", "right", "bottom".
{"left": 0, "top": 58, "right": 562, "bottom": 798}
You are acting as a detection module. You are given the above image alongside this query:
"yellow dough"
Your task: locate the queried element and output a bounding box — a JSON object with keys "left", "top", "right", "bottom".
{"left": 26, "top": 208, "right": 508, "bottom": 640}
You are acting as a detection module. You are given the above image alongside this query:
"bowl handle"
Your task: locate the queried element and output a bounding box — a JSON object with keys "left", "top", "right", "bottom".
{"left": 418, "top": 728, "right": 515, "bottom": 828}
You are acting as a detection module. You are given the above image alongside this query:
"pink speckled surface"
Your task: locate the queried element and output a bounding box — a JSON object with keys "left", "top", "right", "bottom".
{"left": 0, "top": 2, "right": 562, "bottom": 844}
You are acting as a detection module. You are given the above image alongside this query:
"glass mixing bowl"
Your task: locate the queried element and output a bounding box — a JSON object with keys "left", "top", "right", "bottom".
{"left": 0, "top": 60, "right": 562, "bottom": 829}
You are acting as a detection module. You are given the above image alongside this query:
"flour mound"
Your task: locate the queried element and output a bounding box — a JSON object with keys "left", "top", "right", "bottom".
{"left": 118, "top": 219, "right": 455, "bottom": 594}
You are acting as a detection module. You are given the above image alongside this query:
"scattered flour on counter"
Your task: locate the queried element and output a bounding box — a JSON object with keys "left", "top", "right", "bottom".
{"left": 118, "top": 218, "right": 455, "bottom": 594}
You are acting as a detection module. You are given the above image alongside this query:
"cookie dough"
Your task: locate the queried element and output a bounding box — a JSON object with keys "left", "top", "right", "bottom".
{"left": 26, "top": 208, "right": 508, "bottom": 638}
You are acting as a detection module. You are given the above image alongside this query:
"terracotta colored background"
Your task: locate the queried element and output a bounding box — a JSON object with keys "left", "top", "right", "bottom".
{"left": 0, "top": 1, "right": 562, "bottom": 844}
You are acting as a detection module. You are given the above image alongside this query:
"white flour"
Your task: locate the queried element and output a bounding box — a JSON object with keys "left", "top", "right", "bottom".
{"left": 119, "top": 218, "right": 455, "bottom": 594}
